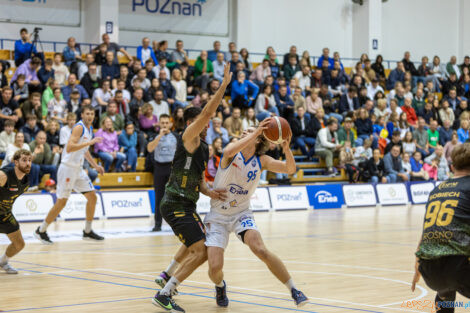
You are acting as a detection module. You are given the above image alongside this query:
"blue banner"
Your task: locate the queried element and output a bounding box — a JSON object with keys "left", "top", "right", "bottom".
{"left": 307, "top": 184, "right": 344, "bottom": 209}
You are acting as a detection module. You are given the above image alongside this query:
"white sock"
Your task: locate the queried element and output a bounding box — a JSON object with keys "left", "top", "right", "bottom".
{"left": 285, "top": 278, "right": 296, "bottom": 291}
{"left": 161, "top": 276, "right": 180, "bottom": 296}
{"left": 165, "top": 259, "right": 179, "bottom": 276}
{"left": 39, "top": 221, "right": 49, "bottom": 233}
{"left": 0, "top": 253, "right": 8, "bottom": 264}
{"left": 85, "top": 221, "right": 92, "bottom": 233}
{"left": 215, "top": 280, "right": 224, "bottom": 288}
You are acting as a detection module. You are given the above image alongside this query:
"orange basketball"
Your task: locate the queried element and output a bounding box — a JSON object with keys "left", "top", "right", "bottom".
{"left": 263, "top": 117, "right": 291, "bottom": 144}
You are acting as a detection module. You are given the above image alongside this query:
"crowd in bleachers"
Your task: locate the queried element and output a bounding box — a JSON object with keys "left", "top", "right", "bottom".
{"left": 1, "top": 27, "right": 469, "bottom": 189}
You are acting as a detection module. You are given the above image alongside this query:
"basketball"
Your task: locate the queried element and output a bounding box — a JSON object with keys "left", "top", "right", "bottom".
{"left": 263, "top": 117, "right": 291, "bottom": 144}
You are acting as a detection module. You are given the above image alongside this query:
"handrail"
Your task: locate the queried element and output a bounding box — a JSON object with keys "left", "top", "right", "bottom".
{"left": 0, "top": 37, "right": 422, "bottom": 69}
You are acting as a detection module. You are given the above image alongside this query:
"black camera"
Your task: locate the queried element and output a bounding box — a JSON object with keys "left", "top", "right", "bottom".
{"left": 33, "top": 27, "right": 42, "bottom": 33}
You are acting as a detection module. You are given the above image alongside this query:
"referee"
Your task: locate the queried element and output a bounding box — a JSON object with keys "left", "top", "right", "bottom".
{"left": 147, "top": 114, "right": 177, "bottom": 231}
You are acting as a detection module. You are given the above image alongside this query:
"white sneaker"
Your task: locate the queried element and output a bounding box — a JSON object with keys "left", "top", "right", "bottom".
{"left": 259, "top": 180, "right": 268, "bottom": 185}
{"left": 0, "top": 262, "right": 18, "bottom": 274}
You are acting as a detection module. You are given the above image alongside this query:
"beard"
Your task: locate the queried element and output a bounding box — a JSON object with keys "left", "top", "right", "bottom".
{"left": 18, "top": 164, "right": 31, "bottom": 174}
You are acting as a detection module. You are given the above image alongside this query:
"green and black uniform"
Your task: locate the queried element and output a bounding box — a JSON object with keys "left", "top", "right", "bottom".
{"left": 0, "top": 167, "right": 30, "bottom": 234}
{"left": 160, "top": 132, "right": 208, "bottom": 247}
{"left": 416, "top": 176, "right": 470, "bottom": 298}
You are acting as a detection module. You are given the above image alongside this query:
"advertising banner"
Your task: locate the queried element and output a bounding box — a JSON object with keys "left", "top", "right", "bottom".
{"left": 306, "top": 184, "right": 344, "bottom": 209}
{"left": 409, "top": 182, "right": 435, "bottom": 204}
{"left": 269, "top": 186, "right": 309, "bottom": 210}
{"left": 59, "top": 193, "right": 104, "bottom": 220}
{"left": 343, "top": 184, "right": 377, "bottom": 207}
{"left": 376, "top": 183, "right": 409, "bottom": 205}
{"left": 13, "top": 194, "right": 54, "bottom": 222}
{"left": 102, "top": 191, "right": 152, "bottom": 217}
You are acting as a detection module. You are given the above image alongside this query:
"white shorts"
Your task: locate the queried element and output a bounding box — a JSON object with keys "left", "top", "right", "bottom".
{"left": 204, "top": 209, "right": 258, "bottom": 250}
{"left": 56, "top": 164, "right": 94, "bottom": 199}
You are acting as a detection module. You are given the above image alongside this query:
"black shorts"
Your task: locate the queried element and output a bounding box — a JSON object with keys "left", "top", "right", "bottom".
{"left": 0, "top": 213, "right": 20, "bottom": 234}
{"left": 160, "top": 195, "right": 205, "bottom": 247}
{"left": 419, "top": 255, "right": 470, "bottom": 298}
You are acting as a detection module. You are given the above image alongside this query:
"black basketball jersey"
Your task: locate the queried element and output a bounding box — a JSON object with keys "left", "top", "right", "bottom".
{"left": 416, "top": 176, "right": 470, "bottom": 260}
{"left": 0, "top": 167, "right": 30, "bottom": 215}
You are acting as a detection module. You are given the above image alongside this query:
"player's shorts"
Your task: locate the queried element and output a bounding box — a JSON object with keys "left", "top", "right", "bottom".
{"left": 56, "top": 164, "right": 94, "bottom": 199}
{"left": 419, "top": 255, "right": 470, "bottom": 297}
{"left": 160, "top": 195, "right": 205, "bottom": 247}
{"left": 0, "top": 213, "right": 20, "bottom": 234}
{"left": 204, "top": 209, "right": 258, "bottom": 250}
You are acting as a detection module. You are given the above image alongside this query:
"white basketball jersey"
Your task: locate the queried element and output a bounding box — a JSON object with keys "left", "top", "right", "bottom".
{"left": 211, "top": 152, "right": 261, "bottom": 215}
{"left": 61, "top": 120, "right": 93, "bottom": 168}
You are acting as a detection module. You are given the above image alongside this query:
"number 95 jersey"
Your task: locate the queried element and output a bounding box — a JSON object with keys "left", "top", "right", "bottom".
{"left": 210, "top": 152, "right": 261, "bottom": 215}
{"left": 416, "top": 176, "right": 470, "bottom": 260}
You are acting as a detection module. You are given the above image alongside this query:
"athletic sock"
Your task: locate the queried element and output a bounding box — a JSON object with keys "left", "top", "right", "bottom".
{"left": 161, "top": 276, "right": 180, "bottom": 296}
{"left": 0, "top": 253, "right": 8, "bottom": 264}
{"left": 84, "top": 221, "right": 92, "bottom": 233}
{"left": 215, "top": 280, "right": 224, "bottom": 288}
{"left": 39, "top": 221, "right": 49, "bottom": 233}
{"left": 285, "top": 278, "right": 296, "bottom": 291}
{"left": 165, "top": 259, "right": 179, "bottom": 276}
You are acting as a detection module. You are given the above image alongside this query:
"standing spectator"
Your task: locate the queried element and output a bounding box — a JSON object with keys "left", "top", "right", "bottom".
{"left": 137, "top": 37, "right": 158, "bottom": 67}
{"left": 366, "top": 149, "right": 386, "bottom": 183}
{"left": 255, "top": 85, "right": 279, "bottom": 121}
{"left": 91, "top": 80, "right": 113, "bottom": 113}
{"left": 414, "top": 117, "right": 432, "bottom": 157}
{"left": 0, "top": 120, "right": 15, "bottom": 159}
{"left": 118, "top": 122, "right": 138, "bottom": 172}
{"left": 194, "top": 51, "right": 213, "bottom": 90}
{"left": 0, "top": 87, "right": 21, "bottom": 131}
{"left": 11, "top": 57, "right": 42, "bottom": 93}
{"left": 37, "top": 59, "right": 55, "bottom": 88}
{"left": 29, "top": 131, "right": 57, "bottom": 183}
{"left": 231, "top": 71, "right": 259, "bottom": 109}
{"left": 95, "top": 117, "right": 126, "bottom": 172}
{"left": 146, "top": 114, "right": 177, "bottom": 231}
{"left": 62, "top": 37, "right": 82, "bottom": 69}
{"left": 291, "top": 106, "right": 317, "bottom": 159}
{"left": 315, "top": 119, "right": 342, "bottom": 175}
{"left": 458, "top": 119, "right": 470, "bottom": 143}
{"left": 171, "top": 40, "right": 188, "bottom": 66}
{"left": 94, "top": 33, "right": 133, "bottom": 65}
{"left": 250, "top": 59, "right": 271, "bottom": 87}
{"left": 52, "top": 53, "right": 69, "bottom": 87}
{"left": 241, "top": 107, "right": 258, "bottom": 130}
{"left": 80, "top": 63, "right": 101, "bottom": 99}
{"left": 386, "top": 62, "right": 405, "bottom": 90}
{"left": 47, "top": 88, "right": 67, "bottom": 124}
{"left": 99, "top": 100, "right": 124, "bottom": 132}
{"left": 61, "top": 74, "right": 88, "bottom": 103}
{"left": 383, "top": 145, "right": 409, "bottom": 182}
{"left": 223, "top": 107, "right": 243, "bottom": 139}
{"left": 101, "top": 51, "right": 120, "bottom": 81}
{"left": 14, "top": 28, "right": 37, "bottom": 67}
{"left": 171, "top": 68, "right": 187, "bottom": 108}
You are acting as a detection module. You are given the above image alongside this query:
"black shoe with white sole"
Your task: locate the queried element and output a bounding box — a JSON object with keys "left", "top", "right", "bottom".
{"left": 83, "top": 230, "right": 104, "bottom": 241}
{"left": 34, "top": 227, "right": 53, "bottom": 245}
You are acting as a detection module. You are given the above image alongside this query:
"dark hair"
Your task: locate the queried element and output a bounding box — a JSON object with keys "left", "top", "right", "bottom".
{"left": 26, "top": 114, "right": 37, "bottom": 121}
{"left": 327, "top": 118, "right": 338, "bottom": 126}
{"left": 81, "top": 104, "right": 94, "bottom": 113}
{"left": 392, "top": 130, "right": 401, "bottom": 137}
{"left": 31, "top": 57, "right": 41, "bottom": 66}
{"left": 45, "top": 59, "right": 53, "bottom": 66}
{"left": 16, "top": 74, "right": 26, "bottom": 80}
{"left": 348, "top": 86, "right": 357, "bottom": 93}
{"left": 159, "top": 113, "right": 170, "bottom": 120}
{"left": 71, "top": 90, "right": 80, "bottom": 95}
{"left": 20, "top": 28, "right": 28, "bottom": 34}
{"left": 4, "top": 120, "right": 15, "bottom": 127}
{"left": 13, "top": 149, "right": 32, "bottom": 162}
{"left": 183, "top": 107, "right": 202, "bottom": 123}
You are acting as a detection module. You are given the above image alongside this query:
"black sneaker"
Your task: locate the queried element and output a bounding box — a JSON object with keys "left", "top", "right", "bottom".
{"left": 215, "top": 280, "right": 229, "bottom": 307}
{"left": 291, "top": 288, "right": 309, "bottom": 307}
{"left": 34, "top": 227, "right": 53, "bottom": 245}
{"left": 151, "top": 226, "right": 162, "bottom": 232}
{"left": 83, "top": 230, "right": 104, "bottom": 241}
{"left": 155, "top": 271, "right": 179, "bottom": 296}
{"left": 152, "top": 292, "right": 185, "bottom": 312}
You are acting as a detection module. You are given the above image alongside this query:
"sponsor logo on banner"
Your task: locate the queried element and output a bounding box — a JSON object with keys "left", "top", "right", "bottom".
{"left": 13, "top": 194, "right": 54, "bottom": 221}
{"left": 307, "top": 185, "right": 344, "bottom": 209}
{"left": 59, "top": 193, "right": 104, "bottom": 219}
{"left": 376, "top": 183, "right": 409, "bottom": 205}
{"left": 250, "top": 188, "right": 270, "bottom": 211}
{"left": 343, "top": 184, "right": 376, "bottom": 207}
{"left": 410, "top": 182, "right": 435, "bottom": 204}
{"left": 102, "top": 191, "right": 151, "bottom": 218}
{"left": 196, "top": 193, "right": 211, "bottom": 214}
{"left": 269, "top": 186, "right": 309, "bottom": 210}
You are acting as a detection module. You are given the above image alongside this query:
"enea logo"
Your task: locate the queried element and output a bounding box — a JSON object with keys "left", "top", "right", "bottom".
{"left": 228, "top": 184, "right": 248, "bottom": 195}
{"left": 111, "top": 198, "right": 143, "bottom": 208}
{"left": 277, "top": 192, "right": 302, "bottom": 201}
{"left": 133, "top": 0, "right": 205, "bottom": 16}
{"left": 314, "top": 191, "right": 338, "bottom": 203}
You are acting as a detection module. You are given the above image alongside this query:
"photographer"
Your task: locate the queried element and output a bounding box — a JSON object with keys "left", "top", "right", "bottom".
{"left": 14, "top": 28, "right": 38, "bottom": 67}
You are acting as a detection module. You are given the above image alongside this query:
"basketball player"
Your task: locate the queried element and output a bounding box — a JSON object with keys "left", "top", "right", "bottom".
{"left": 152, "top": 64, "right": 231, "bottom": 313}
{"left": 412, "top": 143, "right": 470, "bottom": 313}
{"left": 34, "top": 105, "right": 105, "bottom": 244}
{"left": 0, "top": 149, "right": 32, "bottom": 274}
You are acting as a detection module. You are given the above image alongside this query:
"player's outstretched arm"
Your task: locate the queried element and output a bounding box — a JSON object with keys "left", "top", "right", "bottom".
{"left": 182, "top": 64, "right": 232, "bottom": 143}
{"left": 260, "top": 135, "right": 296, "bottom": 175}
{"left": 66, "top": 125, "right": 103, "bottom": 153}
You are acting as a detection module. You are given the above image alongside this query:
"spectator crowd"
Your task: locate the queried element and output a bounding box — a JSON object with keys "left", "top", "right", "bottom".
{"left": 1, "top": 27, "right": 469, "bottom": 189}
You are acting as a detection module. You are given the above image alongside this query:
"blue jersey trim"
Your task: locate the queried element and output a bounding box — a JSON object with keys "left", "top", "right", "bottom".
{"left": 219, "top": 152, "right": 235, "bottom": 170}
{"left": 240, "top": 151, "right": 255, "bottom": 165}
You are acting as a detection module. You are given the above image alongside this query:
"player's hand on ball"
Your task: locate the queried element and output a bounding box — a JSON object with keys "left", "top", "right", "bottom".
{"left": 96, "top": 165, "right": 105, "bottom": 175}
{"left": 411, "top": 258, "right": 421, "bottom": 292}
{"left": 257, "top": 118, "right": 271, "bottom": 134}
{"left": 211, "top": 188, "right": 227, "bottom": 201}
{"left": 281, "top": 134, "right": 292, "bottom": 150}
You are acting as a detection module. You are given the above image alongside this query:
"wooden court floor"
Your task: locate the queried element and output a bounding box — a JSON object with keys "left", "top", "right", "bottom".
{"left": 1, "top": 206, "right": 468, "bottom": 313}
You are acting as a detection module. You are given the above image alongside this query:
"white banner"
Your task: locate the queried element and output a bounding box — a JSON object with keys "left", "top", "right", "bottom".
{"left": 102, "top": 191, "right": 152, "bottom": 218}
{"left": 196, "top": 193, "right": 211, "bottom": 214}
{"left": 410, "top": 182, "right": 435, "bottom": 204}
{"left": 119, "top": 0, "right": 229, "bottom": 36}
{"left": 13, "top": 194, "right": 54, "bottom": 222}
{"left": 0, "top": 0, "right": 80, "bottom": 26}
{"left": 343, "top": 184, "right": 376, "bottom": 207}
{"left": 269, "top": 186, "right": 309, "bottom": 210}
{"left": 59, "top": 193, "right": 104, "bottom": 220}
{"left": 250, "top": 188, "right": 270, "bottom": 211}
{"left": 376, "top": 183, "right": 409, "bottom": 205}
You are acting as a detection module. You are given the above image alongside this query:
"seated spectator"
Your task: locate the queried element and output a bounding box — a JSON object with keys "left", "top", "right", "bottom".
{"left": 144, "top": 59, "right": 156, "bottom": 81}
{"left": 275, "top": 85, "right": 295, "bottom": 120}
{"left": 367, "top": 78, "right": 384, "bottom": 100}
{"left": 383, "top": 145, "right": 409, "bottom": 182}
{"left": 30, "top": 130, "right": 58, "bottom": 183}
{"left": 293, "top": 66, "right": 312, "bottom": 93}
{"left": 46, "top": 120, "right": 61, "bottom": 164}
{"left": 81, "top": 63, "right": 101, "bottom": 98}
{"left": 204, "top": 144, "right": 220, "bottom": 187}
{"left": 427, "top": 120, "right": 440, "bottom": 149}
{"left": 158, "top": 70, "right": 176, "bottom": 108}
{"left": 365, "top": 149, "right": 386, "bottom": 183}
{"left": 59, "top": 113, "right": 76, "bottom": 147}
{"left": 52, "top": 53, "right": 69, "bottom": 87}
{"left": 438, "top": 99, "right": 455, "bottom": 126}
{"left": 208, "top": 40, "right": 223, "bottom": 62}
{"left": 14, "top": 28, "right": 37, "bottom": 66}
{"left": 0, "top": 120, "right": 15, "bottom": 159}
{"left": 291, "top": 86, "right": 306, "bottom": 112}
{"left": 250, "top": 59, "right": 271, "bottom": 87}
{"left": 139, "top": 102, "right": 159, "bottom": 139}
{"left": 401, "top": 152, "right": 413, "bottom": 178}
{"left": 0, "top": 62, "right": 7, "bottom": 89}
{"left": 317, "top": 47, "right": 334, "bottom": 69}
{"left": 241, "top": 107, "right": 259, "bottom": 130}
{"left": 41, "top": 79, "right": 60, "bottom": 118}
{"left": 355, "top": 108, "right": 377, "bottom": 148}
{"left": 171, "top": 40, "right": 189, "bottom": 66}
{"left": 206, "top": 117, "right": 229, "bottom": 146}
{"left": 152, "top": 58, "right": 171, "bottom": 80}
{"left": 401, "top": 97, "right": 418, "bottom": 127}
{"left": 386, "top": 62, "right": 405, "bottom": 90}
{"left": 132, "top": 68, "right": 151, "bottom": 91}
{"left": 223, "top": 107, "right": 243, "bottom": 139}
{"left": 354, "top": 138, "right": 373, "bottom": 165}
{"left": 101, "top": 51, "right": 120, "bottom": 81}
{"left": 11, "top": 57, "right": 42, "bottom": 93}
{"left": 194, "top": 50, "right": 213, "bottom": 90}
{"left": 62, "top": 74, "right": 89, "bottom": 103}
{"left": 91, "top": 80, "right": 113, "bottom": 113}
{"left": 63, "top": 37, "right": 82, "bottom": 68}
{"left": 100, "top": 100, "right": 124, "bottom": 133}
{"left": 338, "top": 117, "right": 356, "bottom": 146}
{"left": 213, "top": 52, "right": 227, "bottom": 83}
{"left": 340, "top": 141, "right": 358, "bottom": 183}
{"left": 414, "top": 117, "right": 432, "bottom": 157}
{"left": 283, "top": 55, "right": 300, "bottom": 82}
{"left": 338, "top": 86, "right": 359, "bottom": 116}
{"left": 137, "top": 37, "right": 158, "bottom": 67}
{"left": 154, "top": 40, "right": 171, "bottom": 63}
{"left": 374, "top": 98, "right": 389, "bottom": 121}
{"left": 305, "top": 89, "right": 322, "bottom": 116}
{"left": 455, "top": 100, "right": 468, "bottom": 122}
{"left": 384, "top": 130, "right": 403, "bottom": 155}
{"left": 147, "top": 90, "right": 169, "bottom": 120}
{"left": 438, "top": 119, "right": 453, "bottom": 146}
{"left": 95, "top": 117, "right": 126, "bottom": 172}
{"left": 412, "top": 88, "right": 426, "bottom": 113}
{"left": 423, "top": 145, "right": 449, "bottom": 181}
{"left": 402, "top": 131, "right": 416, "bottom": 155}
{"left": 315, "top": 118, "right": 342, "bottom": 175}
{"left": 171, "top": 68, "right": 188, "bottom": 108}
{"left": 78, "top": 53, "right": 95, "bottom": 81}
{"left": 409, "top": 151, "right": 429, "bottom": 181}
{"left": 118, "top": 122, "right": 138, "bottom": 172}
{"left": 292, "top": 106, "right": 317, "bottom": 159}
{"left": 37, "top": 59, "right": 54, "bottom": 88}
{"left": 446, "top": 56, "right": 461, "bottom": 79}
{"left": 21, "top": 114, "right": 40, "bottom": 143}
{"left": 458, "top": 119, "right": 470, "bottom": 143}
{"left": 94, "top": 33, "right": 133, "bottom": 65}
{"left": 47, "top": 88, "right": 67, "bottom": 125}
{"left": 231, "top": 71, "right": 259, "bottom": 109}
{"left": 444, "top": 132, "right": 459, "bottom": 165}
{"left": 418, "top": 101, "right": 437, "bottom": 125}
{"left": 255, "top": 85, "right": 279, "bottom": 121}
{"left": 444, "top": 88, "right": 461, "bottom": 110}
{"left": 66, "top": 90, "right": 81, "bottom": 116}
{"left": 398, "top": 112, "right": 412, "bottom": 138}
{"left": 12, "top": 74, "right": 29, "bottom": 105}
